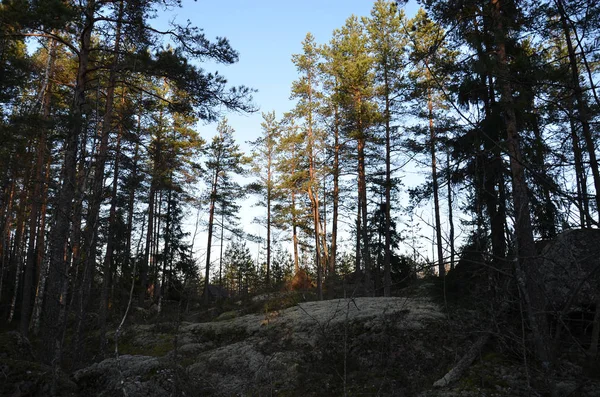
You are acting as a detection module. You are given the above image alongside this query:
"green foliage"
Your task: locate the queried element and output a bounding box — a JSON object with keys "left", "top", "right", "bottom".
{"left": 222, "top": 238, "right": 258, "bottom": 297}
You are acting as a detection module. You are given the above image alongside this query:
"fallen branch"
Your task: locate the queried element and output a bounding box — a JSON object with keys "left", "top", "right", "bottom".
{"left": 433, "top": 333, "right": 490, "bottom": 388}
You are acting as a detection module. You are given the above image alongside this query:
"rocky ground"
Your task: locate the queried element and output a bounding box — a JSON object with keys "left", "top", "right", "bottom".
{"left": 2, "top": 282, "right": 600, "bottom": 396}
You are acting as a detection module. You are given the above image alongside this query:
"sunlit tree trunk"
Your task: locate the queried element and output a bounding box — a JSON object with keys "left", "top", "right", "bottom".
{"left": 291, "top": 192, "right": 299, "bottom": 274}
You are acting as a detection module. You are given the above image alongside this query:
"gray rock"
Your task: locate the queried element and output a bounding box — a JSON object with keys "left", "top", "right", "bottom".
{"left": 540, "top": 228, "right": 600, "bottom": 311}
{"left": 74, "top": 355, "right": 163, "bottom": 397}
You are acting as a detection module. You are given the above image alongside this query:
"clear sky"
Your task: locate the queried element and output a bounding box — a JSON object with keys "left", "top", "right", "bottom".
{"left": 159, "top": 1, "right": 426, "bottom": 265}
{"left": 165, "top": 0, "right": 418, "bottom": 144}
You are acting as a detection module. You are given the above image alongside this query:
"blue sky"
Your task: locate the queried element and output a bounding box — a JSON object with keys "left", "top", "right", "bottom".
{"left": 164, "top": 0, "right": 418, "bottom": 145}
{"left": 158, "top": 1, "right": 427, "bottom": 262}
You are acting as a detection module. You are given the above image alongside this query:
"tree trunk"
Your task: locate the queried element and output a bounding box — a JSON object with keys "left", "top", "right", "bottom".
{"left": 30, "top": 158, "right": 51, "bottom": 335}
{"left": 78, "top": 0, "right": 124, "bottom": 359}
{"left": 329, "top": 107, "right": 340, "bottom": 279}
{"left": 42, "top": 0, "right": 95, "bottom": 365}
{"left": 492, "top": 0, "right": 554, "bottom": 372}
{"left": 358, "top": 138, "right": 371, "bottom": 293}
{"left": 158, "top": 187, "right": 172, "bottom": 314}
{"left": 152, "top": 191, "right": 163, "bottom": 299}
{"left": 307, "top": 80, "right": 322, "bottom": 300}
{"left": 98, "top": 126, "right": 122, "bottom": 353}
{"left": 266, "top": 178, "right": 271, "bottom": 289}
{"left": 219, "top": 209, "right": 224, "bottom": 287}
{"left": 20, "top": 37, "right": 55, "bottom": 336}
{"left": 429, "top": 88, "right": 444, "bottom": 278}
{"left": 0, "top": 177, "right": 16, "bottom": 303}
{"left": 447, "top": 153, "right": 455, "bottom": 271}
{"left": 355, "top": 203, "right": 361, "bottom": 273}
{"left": 291, "top": 192, "right": 299, "bottom": 274}
{"left": 204, "top": 169, "right": 219, "bottom": 305}
{"left": 8, "top": 156, "right": 32, "bottom": 323}
{"left": 568, "top": 101, "right": 591, "bottom": 228}
{"left": 383, "top": 76, "right": 392, "bottom": 296}
{"left": 556, "top": 0, "right": 600, "bottom": 225}
{"left": 140, "top": 182, "right": 156, "bottom": 306}
{"left": 126, "top": 138, "right": 139, "bottom": 293}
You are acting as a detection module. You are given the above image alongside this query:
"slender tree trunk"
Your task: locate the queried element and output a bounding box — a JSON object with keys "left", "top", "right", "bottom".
{"left": 355, "top": 203, "right": 361, "bottom": 273}
{"left": 492, "top": 0, "right": 554, "bottom": 372}
{"left": 8, "top": 158, "right": 32, "bottom": 323}
{"left": 98, "top": 126, "right": 122, "bottom": 353}
{"left": 320, "top": 179, "right": 329, "bottom": 277}
{"left": 358, "top": 138, "right": 372, "bottom": 294}
{"left": 447, "top": 153, "right": 455, "bottom": 271}
{"left": 291, "top": 192, "right": 299, "bottom": 274}
{"left": 68, "top": 138, "right": 87, "bottom": 314}
{"left": 556, "top": 0, "right": 600, "bottom": 224}
{"left": 152, "top": 191, "right": 163, "bottom": 298}
{"left": 383, "top": 76, "right": 392, "bottom": 296}
{"left": 141, "top": 111, "right": 163, "bottom": 306}
{"left": 307, "top": 82, "right": 323, "bottom": 300}
{"left": 21, "top": 38, "right": 55, "bottom": 336}
{"left": 140, "top": 183, "right": 156, "bottom": 306}
{"left": 473, "top": 17, "right": 506, "bottom": 260}
{"left": 42, "top": 0, "right": 95, "bottom": 365}
{"left": 219, "top": 209, "right": 224, "bottom": 287}
{"left": 30, "top": 158, "right": 51, "bottom": 335}
{"left": 158, "top": 188, "right": 171, "bottom": 314}
{"left": 266, "top": 181, "right": 271, "bottom": 289}
{"left": 0, "top": 177, "right": 16, "bottom": 303}
{"left": 204, "top": 169, "right": 219, "bottom": 305}
{"left": 531, "top": 114, "right": 556, "bottom": 237}
{"left": 126, "top": 138, "right": 139, "bottom": 291}
{"left": 77, "top": 2, "right": 124, "bottom": 358}
{"left": 429, "top": 88, "right": 444, "bottom": 278}
{"left": 329, "top": 108, "right": 340, "bottom": 278}
{"left": 568, "top": 101, "right": 591, "bottom": 227}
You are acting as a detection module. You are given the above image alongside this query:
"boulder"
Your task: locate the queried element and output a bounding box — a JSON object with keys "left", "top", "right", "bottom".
{"left": 539, "top": 228, "right": 600, "bottom": 311}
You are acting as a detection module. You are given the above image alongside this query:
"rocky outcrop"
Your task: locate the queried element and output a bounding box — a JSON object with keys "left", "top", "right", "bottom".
{"left": 539, "top": 228, "right": 600, "bottom": 311}
{"left": 75, "top": 297, "right": 448, "bottom": 396}
{"left": 74, "top": 355, "right": 162, "bottom": 397}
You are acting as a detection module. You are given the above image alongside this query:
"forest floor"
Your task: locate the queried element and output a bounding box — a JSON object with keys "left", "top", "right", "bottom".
{"left": 1, "top": 279, "right": 600, "bottom": 396}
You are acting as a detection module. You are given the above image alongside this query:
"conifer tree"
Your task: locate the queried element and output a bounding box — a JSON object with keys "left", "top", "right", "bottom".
{"left": 291, "top": 33, "right": 327, "bottom": 299}
{"left": 326, "top": 16, "right": 379, "bottom": 292}
{"left": 202, "top": 119, "right": 248, "bottom": 304}
{"left": 406, "top": 8, "right": 456, "bottom": 277}
{"left": 249, "top": 111, "right": 281, "bottom": 289}
{"left": 365, "top": 0, "right": 408, "bottom": 293}
{"left": 274, "top": 117, "right": 307, "bottom": 274}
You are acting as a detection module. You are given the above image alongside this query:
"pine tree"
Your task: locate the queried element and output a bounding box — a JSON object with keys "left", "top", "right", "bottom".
{"left": 249, "top": 111, "right": 281, "bottom": 289}
{"left": 406, "top": 8, "right": 457, "bottom": 277}
{"left": 274, "top": 117, "right": 308, "bottom": 275}
{"left": 365, "top": 0, "right": 408, "bottom": 293}
{"left": 290, "top": 33, "right": 327, "bottom": 299}
{"left": 202, "top": 119, "right": 248, "bottom": 304}
{"left": 326, "top": 16, "right": 379, "bottom": 292}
